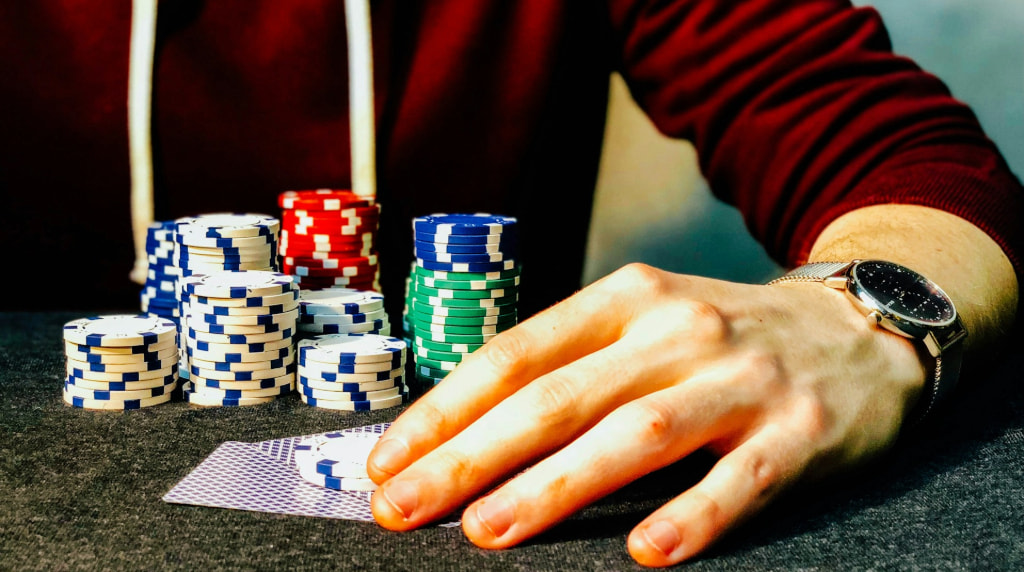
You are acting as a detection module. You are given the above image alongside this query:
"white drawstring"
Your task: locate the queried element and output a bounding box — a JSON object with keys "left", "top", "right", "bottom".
{"left": 345, "top": 0, "right": 377, "bottom": 199}
{"left": 126, "top": 0, "right": 376, "bottom": 284}
{"left": 128, "top": 0, "right": 158, "bottom": 285}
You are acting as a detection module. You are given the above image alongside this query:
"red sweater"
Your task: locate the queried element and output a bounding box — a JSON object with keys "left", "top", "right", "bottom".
{"left": 1, "top": 1, "right": 1020, "bottom": 316}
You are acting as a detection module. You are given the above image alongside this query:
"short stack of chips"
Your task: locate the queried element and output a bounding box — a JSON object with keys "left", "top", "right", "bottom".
{"left": 62, "top": 315, "right": 179, "bottom": 410}
{"left": 408, "top": 214, "right": 520, "bottom": 387}
{"left": 140, "top": 221, "right": 181, "bottom": 322}
{"left": 293, "top": 430, "right": 382, "bottom": 492}
{"left": 278, "top": 189, "right": 382, "bottom": 292}
{"left": 179, "top": 271, "right": 298, "bottom": 407}
{"left": 297, "top": 333, "right": 408, "bottom": 411}
{"left": 173, "top": 213, "right": 281, "bottom": 379}
{"left": 296, "top": 287, "right": 391, "bottom": 338}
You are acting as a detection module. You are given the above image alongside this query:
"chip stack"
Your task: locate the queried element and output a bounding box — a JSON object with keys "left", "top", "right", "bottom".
{"left": 62, "top": 315, "right": 179, "bottom": 410}
{"left": 278, "top": 189, "right": 382, "bottom": 292}
{"left": 296, "top": 288, "right": 391, "bottom": 338}
{"left": 178, "top": 271, "right": 298, "bottom": 407}
{"left": 297, "top": 333, "right": 408, "bottom": 411}
{"left": 294, "top": 430, "right": 383, "bottom": 492}
{"left": 140, "top": 221, "right": 181, "bottom": 323}
{"left": 408, "top": 214, "right": 520, "bottom": 387}
{"left": 173, "top": 213, "right": 281, "bottom": 379}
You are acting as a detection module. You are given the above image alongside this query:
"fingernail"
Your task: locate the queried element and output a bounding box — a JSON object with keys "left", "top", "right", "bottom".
{"left": 382, "top": 480, "right": 419, "bottom": 520}
{"left": 475, "top": 496, "right": 515, "bottom": 538}
{"left": 371, "top": 438, "right": 410, "bottom": 476}
{"left": 642, "top": 521, "right": 680, "bottom": 556}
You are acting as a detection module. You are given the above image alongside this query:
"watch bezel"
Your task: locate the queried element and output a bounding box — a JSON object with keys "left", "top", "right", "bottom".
{"left": 846, "top": 260, "right": 959, "bottom": 334}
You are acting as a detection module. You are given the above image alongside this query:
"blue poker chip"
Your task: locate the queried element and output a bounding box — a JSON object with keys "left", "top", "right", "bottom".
{"left": 298, "top": 353, "right": 403, "bottom": 372}
{"left": 414, "top": 250, "right": 512, "bottom": 264}
{"left": 412, "top": 213, "right": 517, "bottom": 236}
{"left": 416, "top": 258, "right": 517, "bottom": 273}
{"left": 413, "top": 239, "right": 518, "bottom": 255}
{"left": 413, "top": 231, "right": 517, "bottom": 245}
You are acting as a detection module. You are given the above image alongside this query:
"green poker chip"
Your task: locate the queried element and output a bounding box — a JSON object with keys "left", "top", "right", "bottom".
{"left": 408, "top": 309, "right": 517, "bottom": 327}
{"left": 411, "top": 281, "right": 517, "bottom": 300}
{"left": 410, "top": 292, "right": 518, "bottom": 308}
{"left": 416, "top": 275, "right": 520, "bottom": 291}
{"left": 409, "top": 300, "right": 513, "bottom": 318}
{"left": 411, "top": 318, "right": 513, "bottom": 336}
{"left": 414, "top": 356, "right": 459, "bottom": 373}
{"left": 413, "top": 265, "right": 520, "bottom": 282}
{"left": 413, "top": 345, "right": 470, "bottom": 363}
{"left": 414, "top": 336, "right": 485, "bottom": 353}
{"left": 413, "top": 329, "right": 496, "bottom": 344}
{"left": 415, "top": 371, "right": 447, "bottom": 386}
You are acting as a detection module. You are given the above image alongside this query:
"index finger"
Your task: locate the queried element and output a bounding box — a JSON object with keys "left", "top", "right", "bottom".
{"left": 366, "top": 270, "right": 642, "bottom": 483}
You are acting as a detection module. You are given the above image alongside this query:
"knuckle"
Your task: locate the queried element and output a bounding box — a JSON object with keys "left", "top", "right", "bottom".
{"left": 433, "top": 447, "right": 479, "bottom": 484}
{"left": 529, "top": 374, "right": 581, "bottom": 432}
{"left": 738, "top": 453, "right": 781, "bottom": 501}
{"left": 481, "top": 328, "right": 530, "bottom": 377}
{"left": 733, "top": 350, "right": 786, "bottom": 394}
{"left": 617, "top": 399, "right": 677, "bottom": 449}
{"left": 608, "top": 263, "right": 667, "bottom": 296}
{"left": 675, "top": 299, "right": 729, "bottom": 343}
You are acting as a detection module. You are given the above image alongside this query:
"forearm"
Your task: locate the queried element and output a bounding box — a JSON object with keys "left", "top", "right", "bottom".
{"left": 807, "top": 203, "right": 1019, "bottom": 353}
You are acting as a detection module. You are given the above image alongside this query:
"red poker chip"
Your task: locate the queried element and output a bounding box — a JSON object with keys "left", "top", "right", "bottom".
{"left": 284, "top": 223, "right": 379, "bottom": 237}
{"left": 282, "top": 254, "right": 378, "bottom": 268}
{"left": 281, "top": 217, "right": 380, "bottom": 232}
{"left": 287, "top": 205, "right": 381, "bottom": 219}
{"left": 293, "top": 276, "right": 379, "bottom": 289}
{"left": 278, "top": 245, "right": 375, "bottom": 258}
{"left": 278, "top": 189, "right": 374, "bottom": 211}
{"left": 280, "top": 229, "right": 374, "bottom": 242}
{"left": 283, "top": 263, "right": 379, "bottom": 278}
{"left": 281, "top": 210, "right": 380, "bottom": 223}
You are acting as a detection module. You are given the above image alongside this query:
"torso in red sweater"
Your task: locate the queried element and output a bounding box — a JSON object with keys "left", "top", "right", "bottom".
{"left": 1, "top": 1, "right": 1019, "bottom": 314}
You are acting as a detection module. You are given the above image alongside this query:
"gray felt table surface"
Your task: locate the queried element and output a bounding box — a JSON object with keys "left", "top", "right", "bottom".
{"left": 1, "top": 312, "right": 1022, "bottom": 571}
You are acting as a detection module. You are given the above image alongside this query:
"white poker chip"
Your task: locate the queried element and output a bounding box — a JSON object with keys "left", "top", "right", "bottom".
{"left": 296, "top": 308, "right": 387, "bottom": 325}
{"left": 66, "top": 364, "right": 177, "bottom": 383}
{"left": 299, "top": 376, "right": 403, "bottom": 393}
{"left": 182, "top": 381, "right": 293, "bottom": 399}
{"left": 187, "top": 327, "right": 294, "bottom": 345}
{"left": 66, "top": 354, "right": 178, "bottom": 374}
{"left": 295, "top": 462, "right": 378, "bottom": 492}
{"left": 297, "top": 288, "right": 384, "bottom": 315}
{"left": 296, "top": 322, "right": 389, "bottom": 336}
{"left": 63, "top": 315, "right": 177, "bottom": 347}
{"left": 63, "top": 378, "right": 177, "bottom": 401}
{"left": 63, "top": 390, "right": 172, "bottom": 410}
{"left": 298, "top": 384, "right": 401, "bottom": 402}
{"left": 183, "top": 387, "right": 281, "bottom": 407}
{"left": 190, "top": 373, "right": 295, "bottom": 391}
{"left": 299, "top": 392, "right": 404, "bottom": 412}
{"left": 294, "top": 431, "right": 381, "bottom": 479}
{"left": 65, "top": 373, "right": 178, "bottom": 392}
{"left": 298, "top": 334, "right": 406, "bottom": 364}
{"left": 175, "top": 213, "right": 281, "bottom": 239}
{"left": 188, "top": 353, "right": 294, "bottom": 373}
{"left": 64, "top": 343, "right": 178, "bottom": 364}
{"left": 180, "top": 271, "right": 296, "bottom": 299}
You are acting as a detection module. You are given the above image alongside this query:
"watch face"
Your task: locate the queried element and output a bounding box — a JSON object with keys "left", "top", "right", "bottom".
{"left": 851, "top": 260, "right": 956, "bottom": 326}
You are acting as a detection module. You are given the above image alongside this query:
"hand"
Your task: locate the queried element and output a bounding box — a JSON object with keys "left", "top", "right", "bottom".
{"left": 367, "top": 263, "right": 926, "bottom": 567}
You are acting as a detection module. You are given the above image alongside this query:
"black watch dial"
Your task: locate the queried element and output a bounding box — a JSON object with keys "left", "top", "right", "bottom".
{"left": 851, "top": 260, "right": 956, "bottom": 325}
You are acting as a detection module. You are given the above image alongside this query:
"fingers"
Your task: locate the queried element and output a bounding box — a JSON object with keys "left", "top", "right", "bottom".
{"left": 370, "top": 338, "right": 680, "bottom": 531}
{"left": 367, "top": 269, "right": 651, "bottom": 483}
{"left": 626, "top": 422, "right": 812, "bottom": 567}
{"left": 457, "top": 358, "right": 777, "bottom": 549}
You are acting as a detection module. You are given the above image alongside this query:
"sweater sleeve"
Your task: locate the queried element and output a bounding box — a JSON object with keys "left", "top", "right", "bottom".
{"left": 608, "top": 0, "right": 1024, "bottom": 284}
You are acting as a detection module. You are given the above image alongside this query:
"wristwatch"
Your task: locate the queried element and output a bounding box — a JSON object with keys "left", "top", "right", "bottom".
{"left": 768, "top": 260, "right": 967, "bottom": 425}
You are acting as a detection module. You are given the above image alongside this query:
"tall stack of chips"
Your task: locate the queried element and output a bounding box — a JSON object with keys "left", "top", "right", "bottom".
{"left": 293, "top": 430, "right": 383, "bottom": 492}
{"left": 173, "top": 213, "right": 281, "bottom": 379}
{"left": 179, "top": 271, "right": 298, "bottom": 407}
{"left": 297, "top": 333, "right": 408, "bottom": 411}
{"left": 278, "top": 189, "right": 382, "bottom": 292}
{"left": 141, "top": 221, "right": 181, "bottom": 323}
{"left": 296, "top": 288, "right": 391, "bottom": 338}
{"left": 407, "top": 214, "right": 520, "bottom": 387}
{"left": 62, "top": 315, "right": 179, "bottom": 410}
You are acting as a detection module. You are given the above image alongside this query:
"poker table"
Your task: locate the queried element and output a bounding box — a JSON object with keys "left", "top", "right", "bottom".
{"left": 2, "top": 311, "right": 1022, "bottom": 570}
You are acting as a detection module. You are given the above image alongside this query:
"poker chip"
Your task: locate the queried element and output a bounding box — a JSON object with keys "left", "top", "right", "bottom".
{"left": 61, "top": 314, "right": 179, "bottom": 410}
{"left": 296, "top": 322, "right": 390, "bottom": 336}
{"left": 295, "top": 462, "right": 379, "bottom": 492}
{"left": 141, "top": 221, "right": 182, "bottom": 324}
{"left": 278, "top": 189, "right": 375, "bottom": 211}
{"left": 294, "top": 431, "right": 380, "bottom": 479}
{"left": 174, "top": 213, "right": 280, "bottom": 239}
{"left": 63, "top": 315, "right": 177, "bottom": 348}
{"left": 299, "top": 393, "right": 405, "bottom": 412}
{"left": 297, "top": 332, "right": 407, "bottom": 411}
{"left": 178, "top": 270, "right": 297, "bottom": 408}
{"left": 406, "top": 216, "right": 520, "bottom": 387}
{"left": 63, "top": 391, "right": 173, "bottom": 410}
{"left": 412, "top": 213, "right": 517, "bottom": 236}
{"left": 278, "top": 190, "right": 382, "bottom": 292}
